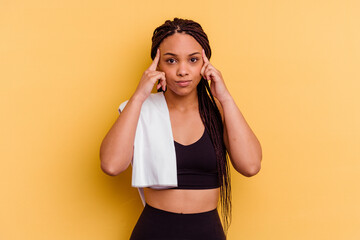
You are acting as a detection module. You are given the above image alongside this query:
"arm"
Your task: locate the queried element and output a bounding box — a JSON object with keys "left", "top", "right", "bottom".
{"left": 99, "top": 49, "right": 167, "bottom": 176}
{"left": 216, "top": 97, "right": 262, "bottom": 177}
{"left": 201, "top": 49, "right": 262, "bottom": 177}
{"left": 100, "top": 96, "right": 143, "bottom": 176}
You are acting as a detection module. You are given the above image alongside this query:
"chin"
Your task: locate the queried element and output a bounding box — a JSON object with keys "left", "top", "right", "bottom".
{"left": 167, "top": 87, "right": 195, "bottom": 97}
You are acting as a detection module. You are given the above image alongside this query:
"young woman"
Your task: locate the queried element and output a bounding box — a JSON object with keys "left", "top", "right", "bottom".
{"left": 100, "top": 18, "right": 262, "bottom": 240}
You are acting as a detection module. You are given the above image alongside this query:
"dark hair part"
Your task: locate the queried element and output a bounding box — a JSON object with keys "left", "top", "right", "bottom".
{"left": 150, "top": 17, "right": 232, "bottom": 235}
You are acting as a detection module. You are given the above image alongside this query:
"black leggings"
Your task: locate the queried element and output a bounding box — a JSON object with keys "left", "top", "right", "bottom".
{"left": 129, "top": 203, "right": 226, "bottom": 240}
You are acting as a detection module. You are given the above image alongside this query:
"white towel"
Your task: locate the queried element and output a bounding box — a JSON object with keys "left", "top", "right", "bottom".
{"left": 118, "top": 92, "right": 178, "bottom": 206}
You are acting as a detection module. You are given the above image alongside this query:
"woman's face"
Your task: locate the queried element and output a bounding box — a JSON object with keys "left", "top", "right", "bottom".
{"left": 157, "top": 32, "right": 204, "bottom": 97}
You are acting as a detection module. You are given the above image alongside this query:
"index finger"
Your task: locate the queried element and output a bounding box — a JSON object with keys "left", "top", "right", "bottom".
{"left": 149, "top": 48, "right": 160, "bottom": 71}
{"left": 202, "top": 49, "right": 209, "bottom": 64}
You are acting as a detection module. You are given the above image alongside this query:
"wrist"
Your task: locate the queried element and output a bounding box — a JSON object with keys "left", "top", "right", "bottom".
{"left": 217, "top": 92, "right": 233, "bottom": 105}
{"left": 130, "top": 92, "right": 147, "bottom": 105}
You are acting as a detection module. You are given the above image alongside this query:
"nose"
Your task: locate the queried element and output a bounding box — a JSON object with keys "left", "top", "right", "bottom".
{"left": 176, "top": 62, "right": 189, "bottom": 77}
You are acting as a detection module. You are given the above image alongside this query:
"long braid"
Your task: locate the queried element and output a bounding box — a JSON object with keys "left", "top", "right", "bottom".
{"left": 197, "top": 78, "right": 232, "bottom": 235}
{"left": 150, "top": 17, "right": 232, "bottom": 235}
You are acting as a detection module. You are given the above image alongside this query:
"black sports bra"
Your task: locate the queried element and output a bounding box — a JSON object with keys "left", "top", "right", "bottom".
{"left": 169, "top": 128, "right": 220, "bottom": 189}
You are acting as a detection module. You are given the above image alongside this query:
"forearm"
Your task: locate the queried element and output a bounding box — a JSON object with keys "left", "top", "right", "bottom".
{"left": 220, "top": 95, "right": 262, "bottom": 176}
{"left": 100, "top": 95, "right": 144, "bottom": 176}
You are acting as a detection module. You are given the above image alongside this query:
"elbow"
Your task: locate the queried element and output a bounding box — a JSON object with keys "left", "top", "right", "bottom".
{"left": 245, "top": 148, "right": 262, "bottom": 177}
{"left": 101, "top": 163, "right": 122, "bottom": 176}
{"left": 100, "top": 155, "right": 129, "bottom": 177}
{"left": 241, "top": 157, "right": 262, "bottom": 177}
{"left": 244, "top": 164, "right": 261, "bottom": 177}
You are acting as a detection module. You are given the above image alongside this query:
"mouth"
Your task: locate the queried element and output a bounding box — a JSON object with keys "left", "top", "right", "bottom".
{"left": 175, "top": 80, "right": 192, "bottom": 87}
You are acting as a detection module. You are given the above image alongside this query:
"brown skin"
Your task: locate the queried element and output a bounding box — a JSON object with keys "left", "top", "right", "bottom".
{"left": 100, "top": 32, "right": 262, "bottom": 214}
{"left": 144, "top": 32, "right": 220, "bottom": 213}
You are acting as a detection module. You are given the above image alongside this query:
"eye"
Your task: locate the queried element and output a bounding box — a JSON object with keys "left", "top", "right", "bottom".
{"left": 166, "top": 58, "right": 176, "bottom": 64}
{"left": 190, "top": 57, "right": 199, "bottom": 63}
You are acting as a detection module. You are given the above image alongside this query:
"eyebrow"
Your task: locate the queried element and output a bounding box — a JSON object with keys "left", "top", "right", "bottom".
{"left": 163, "top": 52, "right": 201, "bottom": 56}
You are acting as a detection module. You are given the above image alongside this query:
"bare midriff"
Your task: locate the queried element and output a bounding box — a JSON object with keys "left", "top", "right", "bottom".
{"left": 143, "top": 187, "right": 220, "bottom": 214}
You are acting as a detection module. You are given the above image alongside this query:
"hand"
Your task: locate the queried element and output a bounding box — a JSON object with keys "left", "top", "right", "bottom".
{"left": 133, "top": 49, "right": 166, "bottom": 102}
{"left": 200, "top": 49, "right": 231, "bottom": 103}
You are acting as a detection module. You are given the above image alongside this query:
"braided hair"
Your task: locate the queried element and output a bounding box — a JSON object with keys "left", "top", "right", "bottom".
{"left": 150, "top": 17, "right": 232, "bottom": 235}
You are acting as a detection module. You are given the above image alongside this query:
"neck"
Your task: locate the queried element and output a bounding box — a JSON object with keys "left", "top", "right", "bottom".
{"left": 163, "top": 89, "right": 198, "bottom": 111}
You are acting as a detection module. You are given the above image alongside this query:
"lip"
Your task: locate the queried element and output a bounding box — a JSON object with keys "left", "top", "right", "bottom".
{"left": 175, "top": 80, "right": 192, "bottom": 87}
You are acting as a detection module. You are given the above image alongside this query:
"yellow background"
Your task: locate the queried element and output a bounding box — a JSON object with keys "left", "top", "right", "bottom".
{"left": 1, "top": 0, "right": 359, "bottom": 239}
